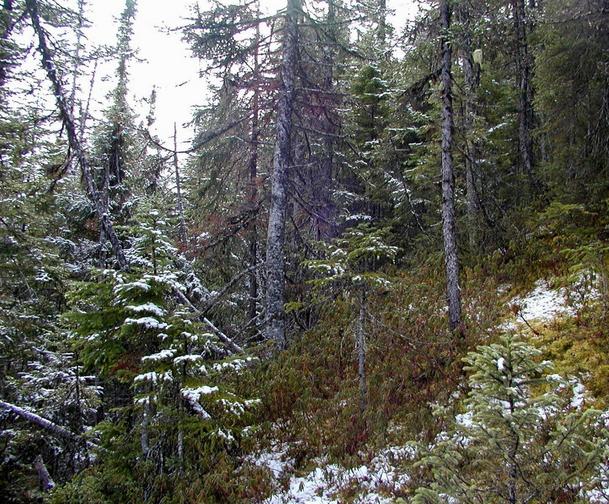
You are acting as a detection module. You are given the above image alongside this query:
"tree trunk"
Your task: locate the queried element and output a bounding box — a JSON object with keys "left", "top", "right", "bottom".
{"left": 440, "top": 0, "right": 462, "bottom": 333}
{"left": 174, "top": 122, "right": 187, "bottom": 244}
{"left": 247, "top": 18, "right": 261, "bottom": 324}
{"left": 318, "top": 0, "right": 337, "bottom": 240}
{"left": 79, "top": 57, "right": 98, "bottom": 138}
{"left": 26, "top": 0, "right": 128, "bottom": 270}
{"left": 0, "top": 400, "right": 96, "bottom": 447}
{"left": 140, "top": 401, "right": 150, "bottom": 458}
{"left": 458, "top": 3, "right": 482, "bottom": 252}
{"left": 34, "top": 455, "right": 55, "bottom": 492}
{"left": 378, "top": 0, "right": 387, "bottom": 55}
{"left": 356, "top": 290, "right": 367, "bottom": 418}
{"left": 507, "top": 394, "right": 519, "bottom": 504}
{"left": 265, "top": 0, "right": 299, "bottom": 349}
{"left": 512, "top": 0, "right": 536, "bottom": 192}
{"left": 177, "top": 427, "right": 184, "bottom": 472}
{"left": 99, "top": 158, "right": 110, "bottom": 253}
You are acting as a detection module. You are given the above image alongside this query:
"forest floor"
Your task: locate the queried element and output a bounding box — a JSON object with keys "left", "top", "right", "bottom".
{"left": 247, "top": 278, "right": 590, "bottom": 503}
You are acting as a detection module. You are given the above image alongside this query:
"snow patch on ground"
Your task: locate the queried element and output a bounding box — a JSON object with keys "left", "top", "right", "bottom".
{"left": 511, "top": 280, "right": 573, "bottom": 322}
{"left": 500, "top": 277, "right": 599, "bottom": 331}
{"left": 265, "top": 464, "right": 341, "bottom": 504}
{"left": 501, "top": 274, "right": 602, "bottom": 331}
{"left": 254, "top": 444, "right": 415, "bottom": 503}
{"left": 245, "top": 443, "right": 295, "bottom": 480}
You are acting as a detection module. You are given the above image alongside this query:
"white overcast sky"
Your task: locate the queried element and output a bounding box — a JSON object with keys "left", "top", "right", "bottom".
{"left": 84, "top": 0, "right": 418, "bottom": 148}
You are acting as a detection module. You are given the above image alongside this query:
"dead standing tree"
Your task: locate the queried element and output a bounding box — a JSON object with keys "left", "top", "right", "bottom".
{"left": 26, "top": 0, "right": 128, "bottom": 270}
{"left": 439, "top": 0, "right": 462, "bottom": 334}
{"left": 265, "top": 0, "right": 300, "bottom": 349}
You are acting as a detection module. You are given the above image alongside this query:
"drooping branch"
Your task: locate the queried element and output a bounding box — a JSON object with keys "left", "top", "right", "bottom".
{"left": 26, "top": 0, "right": 128, "bottom": 270}
{"left": 174, "top": 290, "right": 244, "bottom": 354}
{"left": 0, "top": 400, "right": 98, "bottom": 448}
{"left": 143, "top": 115, "right": 250, "bottom": 155}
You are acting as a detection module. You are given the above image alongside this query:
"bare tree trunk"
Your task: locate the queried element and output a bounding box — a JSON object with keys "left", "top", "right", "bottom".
{"left": 69, "top": 0, "right": 86, "bottom": 113}
{"left": 247, "top": 16, "right": 261, "bottom": 324}
{"left": 356, "top": 290, "right": 367, "bottom": 418}
{"left": 79, "top": 57, "right": 98, "bottom": 138}
{"left": 34, "top": 455, "right": 55, "bottom": 492}
{"left": 440, "top": 0, "right": 462, "bottom": 333}
{"left": 99, "top": 159, "right": 110, "bottom": 253}
{"left": 140, "top": 402, "right": 150, "bottom": 458}
{"left": 0, "top": 400, "right": 97, "bottom": 447}
{"left": 318, "top": 0, "right": 337, "bottom": 240}
{"left": 73, "top": 353, "right": 84, "bottom": 436}
{"left": 512, "top": 0, "right": 536, "bottom": 192}
{"left": 26, "top": 0, "right": 128, "bottom": 270}
{"left": 177, "top": 427, "right": 184, "bottom": 472}
{"left": 507, "top": 395, "right": 519, "bottom": 504}
{"left": 458, "top": 4, "right": 481, "bottom": 252}
{"left": 174, "top": 122, "right": 187, "bottom": 244}
{"left": 265, "top": 0, "right": 299, "bottom": 349}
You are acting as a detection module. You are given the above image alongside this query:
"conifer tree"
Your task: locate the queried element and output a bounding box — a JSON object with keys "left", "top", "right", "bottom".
{"left": 305, "top": 226, "right": 398, "bottom": 418}
{"left": 94, "top": 0, "right": 137, "bottom": 237}
{"left": 265, "top": 0, "right": 300, "bottom": 349}
{"left": 414, "top": 336, "right": 608, "bottom": 503}
{"left": 63, "top": 201, "right": 258, "bottom": 499}
{"left": 439, "top": 0, "right": 462, "bottom": 333}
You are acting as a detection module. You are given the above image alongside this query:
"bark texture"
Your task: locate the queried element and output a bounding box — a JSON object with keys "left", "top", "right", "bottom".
{"left": 247, "top": 22, "right": 261, "bottom": 323}
{"left": 512, "top": 0, "right": 536, "bottom": 190}
{"left": 265, "top": 0, "right": 299, "bottom": 349}
{"left": 439, "top": 0, "right": 462, "bottom": 333}
{"left": 34, "top": 455, "right": 55, "bottom": 492}
{"left": 356, "top": 290, "right": 367, "bottom": 417}
{"left": 26, "top": 0, "right": 128, "bottom": 270}
{"left": 174, "top": 122, "right": 187, "bottom": 244}
{"left": 458, "top": 3, "right": 482, "bottom": 251}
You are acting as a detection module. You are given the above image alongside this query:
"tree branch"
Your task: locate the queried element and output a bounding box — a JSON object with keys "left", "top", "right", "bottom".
{"left": 26, "top": 0, "right": 128, "bottom": 270}
{"left": 0, "top": 400, "right": 98, "bottom": 448}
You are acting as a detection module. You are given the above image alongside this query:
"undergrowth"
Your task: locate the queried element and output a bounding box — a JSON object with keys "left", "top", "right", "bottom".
{"left": 237, "top": 260, "right": 504, "bottom": 475}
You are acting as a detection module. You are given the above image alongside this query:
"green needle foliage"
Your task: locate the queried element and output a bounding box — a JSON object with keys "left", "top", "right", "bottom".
{"left": 413, "top": 336, "right": 608, "bottom": 503}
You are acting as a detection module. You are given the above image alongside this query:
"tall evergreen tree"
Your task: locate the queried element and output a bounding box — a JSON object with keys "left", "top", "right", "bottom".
{"left": 265, "top": 0, "right": 300, "bottom": 349}
{"left": 439, "top": 0, "right": 462, "bottom": 333}
{"left": 414, "top": 336, "right": 608, "bottom": 503}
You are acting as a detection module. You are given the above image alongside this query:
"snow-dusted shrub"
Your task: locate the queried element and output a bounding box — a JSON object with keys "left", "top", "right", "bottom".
{"left": 413, "top": 335, "right": 608, "bottom": 503}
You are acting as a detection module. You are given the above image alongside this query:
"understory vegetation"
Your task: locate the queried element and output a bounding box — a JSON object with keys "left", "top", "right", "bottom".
{"left": 1, "top": 0, "right": 609, "bottom": 502}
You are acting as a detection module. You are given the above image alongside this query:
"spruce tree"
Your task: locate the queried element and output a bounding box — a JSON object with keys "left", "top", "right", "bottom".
{"left": 414, "top": 336, "right": 608, "bottom": 503}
